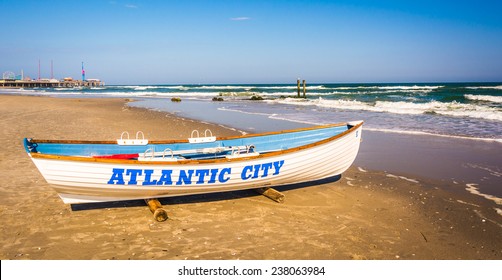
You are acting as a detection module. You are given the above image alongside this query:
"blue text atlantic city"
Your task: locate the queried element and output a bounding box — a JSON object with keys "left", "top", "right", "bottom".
{"left": 107, "top": 160, "right": 285, "bottom": 185}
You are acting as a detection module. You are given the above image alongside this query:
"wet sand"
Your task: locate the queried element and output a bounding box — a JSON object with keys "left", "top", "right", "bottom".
{"left": 0, "top": 95, "right": 500, "bottom": 260}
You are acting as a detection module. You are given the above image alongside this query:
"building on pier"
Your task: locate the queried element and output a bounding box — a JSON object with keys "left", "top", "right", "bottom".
{"left": 1, "top": 62, "right": 104, "bottom": 88}
{"left": 0, "top": 78, "right": 104, "bottom": 88}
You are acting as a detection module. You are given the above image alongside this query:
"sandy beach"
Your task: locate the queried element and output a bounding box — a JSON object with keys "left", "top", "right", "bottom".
{"left": 0, "top": 95, "right": 500, "bottom": 260}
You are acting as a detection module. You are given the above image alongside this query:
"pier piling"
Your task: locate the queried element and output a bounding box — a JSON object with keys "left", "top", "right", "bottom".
{"left": 297, "top": 79, "right": 301, "bottom": 97}
{"left": 295, "top": 79, "right": 307, "bottom": 98}
{"left": 303, "top": 80, "right": 306, "bottom": 98}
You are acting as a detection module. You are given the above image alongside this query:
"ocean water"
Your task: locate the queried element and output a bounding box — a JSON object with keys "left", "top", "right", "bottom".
{"left": 4, "top": 82, "right": 501, "bottom": 141}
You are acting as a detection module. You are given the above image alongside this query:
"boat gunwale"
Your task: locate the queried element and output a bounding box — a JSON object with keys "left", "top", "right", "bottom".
{"left": 28, "top": 121, "right": 363, "bottom": 165}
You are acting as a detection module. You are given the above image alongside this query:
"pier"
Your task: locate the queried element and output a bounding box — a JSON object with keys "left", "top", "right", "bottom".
{"left": 0, "top": 78, "right": 103, "bottom": 88}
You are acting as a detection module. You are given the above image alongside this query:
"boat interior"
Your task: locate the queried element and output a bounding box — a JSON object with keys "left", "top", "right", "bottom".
{"left": 24, "top": 123, "right": 355, "bottom": 161}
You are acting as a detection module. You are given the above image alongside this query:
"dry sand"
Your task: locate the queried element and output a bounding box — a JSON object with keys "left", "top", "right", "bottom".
{"left": 0, "top": 95, "right": 500, "bottom": 260}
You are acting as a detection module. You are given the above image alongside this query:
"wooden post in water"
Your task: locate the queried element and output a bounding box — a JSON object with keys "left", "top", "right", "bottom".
{"left": 297, "top": 79, "right": 301, "bottom": 97}
{"left": 302, "top": 80, "right": 306, "bottom": 98}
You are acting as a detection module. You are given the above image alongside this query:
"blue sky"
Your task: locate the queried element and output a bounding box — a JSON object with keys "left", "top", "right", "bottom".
{"left": 1, "top": 0, "right": 501, "bottom": 84}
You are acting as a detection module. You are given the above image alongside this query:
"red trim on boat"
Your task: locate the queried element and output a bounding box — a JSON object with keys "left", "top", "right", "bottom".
{"left": 93, "top": 153, "right": 139, "bottom": 159}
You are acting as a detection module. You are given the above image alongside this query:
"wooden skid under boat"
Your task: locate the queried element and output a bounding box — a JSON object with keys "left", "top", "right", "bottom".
{"left": 23, "top": 121, "right": 363, "bottom": 204}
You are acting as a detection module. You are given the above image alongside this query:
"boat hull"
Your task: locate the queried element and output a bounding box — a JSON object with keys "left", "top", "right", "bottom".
{"left": 26, "top": 122, "right": 363, "bottom": 204}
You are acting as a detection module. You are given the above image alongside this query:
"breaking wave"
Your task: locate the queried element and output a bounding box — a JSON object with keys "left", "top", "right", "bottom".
{"left": 269, "top": 97, "right": 502, "bottom": 122}
{"left": 465, "top": 85, "right": 502, "bottom": 90}
{"left": 465, "top": 94, "right": 502, "bottom": 103}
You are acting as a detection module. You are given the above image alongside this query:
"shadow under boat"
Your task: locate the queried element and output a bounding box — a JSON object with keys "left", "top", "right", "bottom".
{"left": 70, "top": 174, "right": 342, "bottom": 211}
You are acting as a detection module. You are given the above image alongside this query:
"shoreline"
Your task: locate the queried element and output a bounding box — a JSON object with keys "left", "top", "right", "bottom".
{"left": 0, "top": 95, "right": 501, "bottom": 260}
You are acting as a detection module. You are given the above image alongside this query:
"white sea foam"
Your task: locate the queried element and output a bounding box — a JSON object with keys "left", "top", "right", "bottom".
{"left": 255, "top": 85, "right": 327, "bottom": 90}
{"left": 120, "top": 85, "right": 146, "bottom": 89}
{"left": 495, "top": 208, "right": 502, "bottom": 217}
{"left": 465, "top": 85, "right": 502, "bottom": 90}
{"left": 377, "top": 85, "right": 443, "bottom": 90}
{"left": 197, "top": 85, "right": 254, "bottom": 90}
{"left": 386, "top": 173, "right": 419, "bottom": 183}
{"left": 254, "top": 86, "right": 297, "bottom": 90}
{"left": 269, "top": 97, "right": 502, "bottom": 122}
{"left": 215, "top": 90, "right": 334, "bottom": 97}
{"left": 112, "top": 85, "right": 189, "bottom": 91}
{"left": 465, "top": 184, "right": 502, "bottom": 205}
{"left": 332, "top": 85, "right": 442, "bottom": 91}
{"left": 134, "top": 86, "right": 156, "bottom": 90}
{"left": 375, "top": 100, "right": 502, "bottom": 122}
{"left": 465, "top": 94, "right": 502, "bottom": 103}
{"left": 465, "top": 164, "right": 502, "bottom": 177}
{"left": 333, "top": 86, "right": 377, "bottom": 90}
{"left": 456, "top": 200, "right": 480, "bottom": 207}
